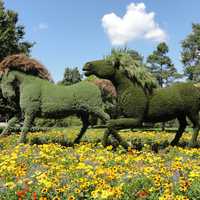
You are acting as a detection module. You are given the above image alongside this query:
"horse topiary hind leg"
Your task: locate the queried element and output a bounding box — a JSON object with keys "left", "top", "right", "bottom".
{"left": 104, "top": 118, "right": 142, "bottom": 150}
{"left": 90, "top": 108, "right": 111, "bottom": 146}
{"left": 1, "top": 116, "right": 19, "bottom": 136}
{"left": 19, "top": 113, "right": 35, "bottom": 143}
{"left": 170, "top": 116, "right": 187, "bottom": 146}
{"left": 73, "top": 113, "right": 89, "bottom": 144}
{"left": 188, "top": 113, "right": 200, "bottom": 147}
{"left": 102, "top": 129, "right": 110, "bottom": 147}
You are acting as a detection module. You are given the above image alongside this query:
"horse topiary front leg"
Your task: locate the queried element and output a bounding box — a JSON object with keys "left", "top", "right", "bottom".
{"left": 103, "top": 118, "right": 142, "bottom": 150}
{"left": 73, "top": 113, "right": 89, "bottom": 144}
{"left": 19, "top": 113, "right": 35, "bottom": 143}
{"left": 1, "top": 116, "right": 19, "bottom": 136}
{"left": 170, "top": 116, "right": 187, "bottom": 146}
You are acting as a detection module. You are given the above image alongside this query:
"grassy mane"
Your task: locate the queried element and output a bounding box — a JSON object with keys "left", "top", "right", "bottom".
{"left": 105, "top": 49, "right": 158, "bottom": 92}
{"left": 0, "top": 54, "right": 53, "bottom": 81}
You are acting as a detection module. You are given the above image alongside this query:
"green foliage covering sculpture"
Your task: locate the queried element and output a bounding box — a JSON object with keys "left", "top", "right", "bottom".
{"left": 0, "top": 54, "right": 110, "bottom": 143}
{"left": 84, "top": 49, "right": 200, "bottom": 149}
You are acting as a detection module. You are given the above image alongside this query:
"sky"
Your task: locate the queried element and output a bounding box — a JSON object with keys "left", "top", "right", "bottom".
{"left": 4, "top": 0, "right": 200, "bottom": 82}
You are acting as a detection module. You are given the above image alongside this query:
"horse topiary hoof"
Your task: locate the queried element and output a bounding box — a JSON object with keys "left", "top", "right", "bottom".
{"left": 170, "top": 140, "right": 178, "bottom": 146}
{"left": 102, "top": 140, "right": 108, "bottom": 148}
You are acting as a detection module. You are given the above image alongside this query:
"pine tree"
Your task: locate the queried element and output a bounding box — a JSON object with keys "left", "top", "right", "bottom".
{"left": 147, "top": 42, "right": 181, "bottom": 87}
{"left": 181, "top": 23, "right": 200, "bottom": 82}
{"left": 59, "top": 67, "right": 82, "bottom": 85}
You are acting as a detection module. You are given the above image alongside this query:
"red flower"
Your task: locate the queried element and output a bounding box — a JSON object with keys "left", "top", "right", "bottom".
{"left": 32, "top": 192, "right": 37, "bottom": 200}
{"left": 16, "top": 188, "right": 29, "bottom": 199}
{"left": 16, "top": 190, "right": 26, "bottom": 200}
{"left": 136, "top": 190, "right": 149, "bottom": 198}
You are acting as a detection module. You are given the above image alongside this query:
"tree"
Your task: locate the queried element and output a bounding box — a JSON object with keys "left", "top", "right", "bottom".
{"left": 59, "top": 67, "right": 82, "bottom": 85}
{"left": 147, "top": 42, "right": 180, "bottom": 87}
{"left": 181, "top": 23, "right": 200, "bottom": 82}
{"left": 0, "top": 0, "right": 33, "bottom": 61}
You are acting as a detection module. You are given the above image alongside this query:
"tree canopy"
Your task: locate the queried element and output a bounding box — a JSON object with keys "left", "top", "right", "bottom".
{"left": 59, "top": 67, "right": 82, "bottom": 85}
{"left": 0, "top": 0, "right": 34, "bottom": 61}
{"left": 147, "top": 42, "right": 181, "bottom": 87}
{"left": 181, "top": 23, "right": 200, "bottom": 82}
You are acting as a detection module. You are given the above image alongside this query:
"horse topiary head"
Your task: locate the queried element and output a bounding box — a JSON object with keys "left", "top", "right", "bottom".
{"left": 83, "top": 60, "right": 116, "bottom": 80}
{"left": 83, "top": 49, "right": 158, "bottom": 93}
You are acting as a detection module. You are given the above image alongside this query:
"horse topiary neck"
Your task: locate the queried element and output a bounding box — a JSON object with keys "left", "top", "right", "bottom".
{"left": 9, "top": 71, "right": 40, "bottom": 82}
{"left": 112, "top": 71, "right": 134, "bottom": 92}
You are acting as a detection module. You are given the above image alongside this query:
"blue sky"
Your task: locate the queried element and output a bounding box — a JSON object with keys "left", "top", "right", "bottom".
{"left": 4, "top": 0, "right": 200, "bottom": 82}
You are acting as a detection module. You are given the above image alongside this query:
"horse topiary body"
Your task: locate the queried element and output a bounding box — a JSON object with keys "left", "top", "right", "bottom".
{"left": 0, "top": 55, "right": 109, "bottom": 143}
{"left": 84, "top": 51, "right": 200, "bottom": 149}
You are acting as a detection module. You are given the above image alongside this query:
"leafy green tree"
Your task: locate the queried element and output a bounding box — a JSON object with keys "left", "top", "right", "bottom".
{"left": 0, "top": 0, "right": 34, "bottom": 61}
{"left": 147, "top": 42, "right": 181, "bottom": 87}
{"left": 181, "top": 23, "right": 200, "bottom": 82}
{"left": 59, "top": 67, "right": 82, "bottom": 85}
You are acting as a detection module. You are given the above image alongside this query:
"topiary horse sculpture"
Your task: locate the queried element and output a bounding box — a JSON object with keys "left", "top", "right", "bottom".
{"left": 83, "top": 50, "right": 200, "bottom": 149}
{"left": 0, "top": 54, "right": 110, "bottom": 143}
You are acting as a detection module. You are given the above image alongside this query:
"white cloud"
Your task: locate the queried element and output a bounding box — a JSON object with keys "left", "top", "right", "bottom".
{"left": 38, "top": 23, "right": 48, "bottom": 30}
{"left": 34, "top": 23, "right": 48, "bottom": 32}
{"left": 102, "top": 2, "right": 167, "bottom": 45}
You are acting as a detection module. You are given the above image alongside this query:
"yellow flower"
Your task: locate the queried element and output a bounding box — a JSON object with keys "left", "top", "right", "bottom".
{"left": 75, "top": 188, "right": 81, "bottom": 194}
{"left": 39, "top": 197, "right": 47, "bottom": 200}
{"left": 179, "top": 178, "right": 190, "bottom": 192}
{"left": 56, "top": 188, "right": 64, "bottom": 193}
{"left": 4, "top": 181, "right": 16, "bottom": 189}
{"left": 41, "top": 187, "right": 48, "bottom": 193}
{"left": 53, "top": 196, "right": 60, "bottom": 200}
{"left": 68, "top": 196, "right": 75, "bottom": 200}
{"left": 106, "top": 145, "right": 113, "bottom": 151}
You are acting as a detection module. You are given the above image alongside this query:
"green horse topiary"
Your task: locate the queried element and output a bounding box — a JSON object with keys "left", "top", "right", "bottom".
{"left": 83, "top": 49, "right": 200, "bottom": 149}
{"left": 0, "top": 54, "right": 110, "bottom": 143}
